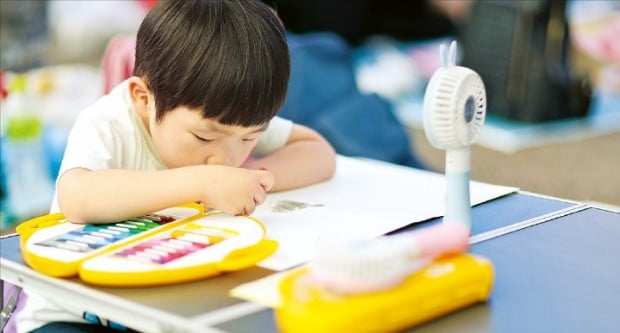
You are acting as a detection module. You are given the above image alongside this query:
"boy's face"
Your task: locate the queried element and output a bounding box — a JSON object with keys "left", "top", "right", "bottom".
{"left": 147, "top": 105, "right": 268, "bottom": 169}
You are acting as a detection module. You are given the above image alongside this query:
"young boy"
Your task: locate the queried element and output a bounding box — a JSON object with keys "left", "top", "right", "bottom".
{"left": 56, "top": 0, "right": 335, "bottom": 223}
{"left": 14, "top": 0, "right": 335, "bottom": 331}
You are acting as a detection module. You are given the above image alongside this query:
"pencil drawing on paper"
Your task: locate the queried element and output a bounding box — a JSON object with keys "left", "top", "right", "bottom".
{"left": 271, "top": 200, "right": 324, "bottom": 213}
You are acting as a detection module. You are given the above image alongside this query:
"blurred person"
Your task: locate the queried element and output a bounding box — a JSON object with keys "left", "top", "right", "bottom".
{"left": 265, "top": 0, "right": 464, "bottom": 168}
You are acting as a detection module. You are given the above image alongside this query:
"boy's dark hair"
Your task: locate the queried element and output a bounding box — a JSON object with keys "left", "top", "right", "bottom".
{"left": 134, "top": 0, "right": 289, "bottom": 126}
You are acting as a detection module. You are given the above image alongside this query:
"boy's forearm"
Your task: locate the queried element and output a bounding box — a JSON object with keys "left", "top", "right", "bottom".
{"left": 247, "top": 138, "right": 336, "bottom": 192}
{"left": 57, "top": 167, "right": 203, "bottom": 223}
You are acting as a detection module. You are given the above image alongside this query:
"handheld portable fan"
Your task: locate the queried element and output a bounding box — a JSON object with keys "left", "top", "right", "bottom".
{"left": 422, "top": 40, "right": 486, "bottom": 228}
{"left": 300, "top": 41, "right": 487, "bottom": 293}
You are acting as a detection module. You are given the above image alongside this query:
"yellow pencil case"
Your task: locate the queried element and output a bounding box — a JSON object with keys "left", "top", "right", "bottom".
{"left": 275, "top": 253, "right": 494, "bottom": 333}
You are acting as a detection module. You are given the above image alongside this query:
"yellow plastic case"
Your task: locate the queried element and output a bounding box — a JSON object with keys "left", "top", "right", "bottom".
{"left": 275, "top": 254, "right": 494, "bottom": 333}
{"left": 18, "top": 204, "right": 278, "bottom": 286}
{"left": 79, "top": 212, "right": 278, "bottom": 287}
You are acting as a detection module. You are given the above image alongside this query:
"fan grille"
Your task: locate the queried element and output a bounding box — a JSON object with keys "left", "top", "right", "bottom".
{"left": 427, "top": 66, "right": 486, "bottom": 149}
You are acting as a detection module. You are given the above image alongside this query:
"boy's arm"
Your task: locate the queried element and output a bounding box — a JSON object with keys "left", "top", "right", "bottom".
{"left": 243, "top": 124, "right": 336, "bottom": 191}
{"left": 57, "top": 166, "right": 274, "bottom": 223}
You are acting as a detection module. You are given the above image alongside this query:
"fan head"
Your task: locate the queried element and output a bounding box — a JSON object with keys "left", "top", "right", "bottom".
{"left": 423, "top": 44, "right": 486, "bottom": 150}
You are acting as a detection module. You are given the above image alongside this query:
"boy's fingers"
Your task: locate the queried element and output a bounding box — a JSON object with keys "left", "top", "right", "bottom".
{"left": 196, "top": 200, "right": 209, "bottom": 210}
{"left": 253, "top": 191, "right": 266, "bottom": 205}
{"left": 244, "top": 201, "right": 256, "bottom": 216}
{"left": 235, "top": 205, "right": 248, "bottom": 216}
{"left": 257, "top": 170, "right": 274, "bottom": 191}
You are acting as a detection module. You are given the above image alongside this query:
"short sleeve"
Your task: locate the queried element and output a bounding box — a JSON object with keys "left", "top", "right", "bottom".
{"left": 50, "top": 110, "right": 122, "bottom": 213}
{"left": 253, "top": 116, "right": 293, "bottom": 157}
{"left": 56, "top": 110, "right": 121, "bottom": 178}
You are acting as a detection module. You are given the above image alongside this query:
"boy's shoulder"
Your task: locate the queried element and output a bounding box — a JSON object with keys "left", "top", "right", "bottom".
{"left": 75, "top": 80, "right": 135, "bottom": 128}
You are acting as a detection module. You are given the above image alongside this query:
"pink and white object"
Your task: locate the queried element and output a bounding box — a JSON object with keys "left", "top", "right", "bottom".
{"left": 310, "top": 223, "right": 470, "bottom": 294}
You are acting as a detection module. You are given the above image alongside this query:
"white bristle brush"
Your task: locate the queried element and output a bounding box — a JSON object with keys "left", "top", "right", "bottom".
{"left": 311, "top": 223, "right": 470, "bottom": 294}
{"left": 310, "top": 41, "right": 486, "bottom": 294}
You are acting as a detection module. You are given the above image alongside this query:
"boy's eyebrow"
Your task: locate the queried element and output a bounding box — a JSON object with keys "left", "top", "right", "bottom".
{"left": 206, "top": 123, "right": 269, "bottom": 135}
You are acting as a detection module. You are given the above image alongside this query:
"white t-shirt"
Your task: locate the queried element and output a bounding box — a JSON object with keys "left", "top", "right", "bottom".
{"left": 49, "top": 79, "right": 293, "bottom": 212}
{"left": 16, "top": 79, "right": 293, "bottom": 332}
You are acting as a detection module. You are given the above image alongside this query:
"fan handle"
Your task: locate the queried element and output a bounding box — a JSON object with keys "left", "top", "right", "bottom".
{"left": 445, "top": 148, "right": 472, "bottom": 228}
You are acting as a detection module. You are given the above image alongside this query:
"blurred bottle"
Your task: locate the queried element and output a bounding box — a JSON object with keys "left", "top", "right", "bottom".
{"left": 1, "top": 75, "right": 55, "bottom": 227}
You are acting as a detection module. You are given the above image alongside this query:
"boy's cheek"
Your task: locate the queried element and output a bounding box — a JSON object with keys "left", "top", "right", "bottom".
{"left": 241, "top": 156, "right": 257, "bottom": 169}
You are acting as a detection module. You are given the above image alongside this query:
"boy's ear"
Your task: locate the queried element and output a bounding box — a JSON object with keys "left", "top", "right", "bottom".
{"left": 128, "top": 77, "right": 152, "bottom": 118}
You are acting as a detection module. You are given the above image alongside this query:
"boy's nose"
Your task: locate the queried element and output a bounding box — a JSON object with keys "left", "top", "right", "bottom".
{"left": 205, "top": 151, "right": 233, "bottom": 166}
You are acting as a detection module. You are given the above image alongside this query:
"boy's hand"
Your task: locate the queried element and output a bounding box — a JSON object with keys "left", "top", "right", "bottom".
{"left": 199, "top": 166, "right": 274, "bottom": 215}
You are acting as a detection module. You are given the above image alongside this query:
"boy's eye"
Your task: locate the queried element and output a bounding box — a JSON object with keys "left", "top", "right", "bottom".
{"left": 193, "top": 134, "right": 214, "bottom": 142}
{"left": 242, "top": 137, "right": 259, "bottom": 142}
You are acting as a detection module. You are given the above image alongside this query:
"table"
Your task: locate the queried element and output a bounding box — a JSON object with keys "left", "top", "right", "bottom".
{"left": 2, "top": 192, "right": 619, "bottom": 332}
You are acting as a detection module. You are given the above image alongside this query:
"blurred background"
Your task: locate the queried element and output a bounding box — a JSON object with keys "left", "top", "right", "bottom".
{"left": 1, "top": 0, "right": 619, "bottom": 232}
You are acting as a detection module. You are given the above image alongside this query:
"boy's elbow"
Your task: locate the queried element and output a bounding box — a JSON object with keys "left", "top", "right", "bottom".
{"left": 58, "top": 196, "right": 89, "bottom": 224}
{"left": 288, "top": 124, "right": 336, "bottom": 181}
{"left": 58, "top": 189, "right": 102, "bottom": 224}
{"left": 62, "top": 213, "right": 89, "bottom": 224}
{"left": 320, "top": 139, "right": 337, "bottom": 181}
{"left": 56, "top": 170, "right": 91, "bottom": 223}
